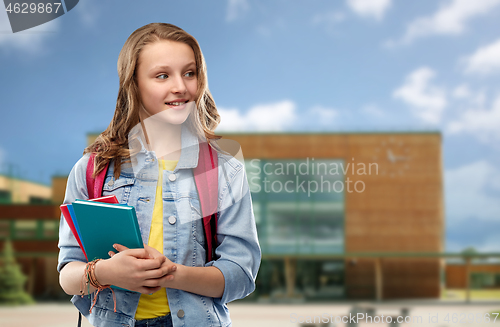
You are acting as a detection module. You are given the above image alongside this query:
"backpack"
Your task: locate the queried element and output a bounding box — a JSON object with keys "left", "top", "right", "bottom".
{"left": 85, "top": 141, "right": 219, "bottom": 262}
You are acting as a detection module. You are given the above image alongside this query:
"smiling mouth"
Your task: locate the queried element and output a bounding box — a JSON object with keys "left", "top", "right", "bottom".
{"left": 165, "top": 100, "right": 189, "bottom": 106}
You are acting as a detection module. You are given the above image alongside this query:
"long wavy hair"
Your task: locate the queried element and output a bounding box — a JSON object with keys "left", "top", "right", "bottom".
{"left": 84, "top": 23, "right": 221, "bottom": 179}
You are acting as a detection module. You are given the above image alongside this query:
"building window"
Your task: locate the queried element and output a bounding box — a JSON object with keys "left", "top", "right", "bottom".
{"left": 29, "top": 196, "right": 51, "bottom": 204}
{"left": 14, "top": 220, "right": 37, "bottom": 239}
{"left": 471, "top": 272, "right": 500, "bottom": 289}
{"left": 245, "top": 159, "right": 345, "bottom": 255}
{"left": 42, "top": 221, "right": 58, "bottom": 239}
{"left": 0, "top": 190, "right": 11, "bottom": 204}
{"left": 0, "top": 220, "right": 58, "bottom": 240}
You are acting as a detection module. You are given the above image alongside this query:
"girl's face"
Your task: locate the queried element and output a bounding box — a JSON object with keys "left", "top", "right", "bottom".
{"left": 136, "top": 39, "right": 198, "bottom": 124}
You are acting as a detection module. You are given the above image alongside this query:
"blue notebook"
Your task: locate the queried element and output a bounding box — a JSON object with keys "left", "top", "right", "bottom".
{"left": 66, "top": 204, "right": 86, "bottom": 254}
{"left": 72, "top": 199, "right": 143, "bottom": 292}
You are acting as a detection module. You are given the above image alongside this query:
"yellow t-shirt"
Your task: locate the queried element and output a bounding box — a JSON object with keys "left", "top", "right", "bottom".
{"left": 135, "top": 159, "right": 178, "bottom": 320}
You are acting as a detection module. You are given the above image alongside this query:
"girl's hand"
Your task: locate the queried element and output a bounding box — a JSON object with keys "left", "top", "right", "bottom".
{"left": 142, "top": 244, "right": 177, "bottom": 283}
{"left": 96, "top": 244, "right": 168, "bottom": 294}
{"left": 109, "top": 244, "right": 224, "bottom": 297}
{"left": 141, "top": 245, "right": 179, "bottom": 289}
{"left": 110, "top": 243, "right": 177, "bottom": 292}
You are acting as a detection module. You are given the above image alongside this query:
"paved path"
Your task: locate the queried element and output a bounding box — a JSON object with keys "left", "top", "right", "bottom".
{"left": 1, "top": 301, "right": 500, "bottom": 326}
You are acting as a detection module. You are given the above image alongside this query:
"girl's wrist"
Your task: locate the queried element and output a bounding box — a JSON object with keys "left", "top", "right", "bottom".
{"left": 94, "top": 259, "right": 110, "bottom": 287}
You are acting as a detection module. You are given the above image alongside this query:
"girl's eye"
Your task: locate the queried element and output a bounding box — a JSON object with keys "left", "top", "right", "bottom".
{"left": 185, "top": 71, "right": 195, "bottom": 78}
{"left": 157, "top": 74, "right": 168, "bottom": 79}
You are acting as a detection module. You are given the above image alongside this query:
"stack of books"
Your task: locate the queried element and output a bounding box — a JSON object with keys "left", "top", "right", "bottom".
{"left": 60, "top": 195, "right": 143, "bottom": 263}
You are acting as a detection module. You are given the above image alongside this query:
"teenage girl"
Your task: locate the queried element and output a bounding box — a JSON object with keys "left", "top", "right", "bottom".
{"left": 57, "top": 23, "right": 261, "bottom": 327}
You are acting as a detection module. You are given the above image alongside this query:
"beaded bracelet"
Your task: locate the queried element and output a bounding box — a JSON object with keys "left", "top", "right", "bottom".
{"left": 87, "top": 259, "right": 104, "bottom": 288}
{"left": 80, "top": 259, "right": 116, "bottom": 313}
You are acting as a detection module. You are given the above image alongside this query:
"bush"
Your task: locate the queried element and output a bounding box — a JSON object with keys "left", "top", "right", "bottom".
{"left": 0, "top": 239, "right": 34, "bottom": 305}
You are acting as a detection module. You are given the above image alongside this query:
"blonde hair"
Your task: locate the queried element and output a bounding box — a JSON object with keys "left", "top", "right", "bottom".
{"left": 84, "top": 23, "right": 220, "bottom": 179}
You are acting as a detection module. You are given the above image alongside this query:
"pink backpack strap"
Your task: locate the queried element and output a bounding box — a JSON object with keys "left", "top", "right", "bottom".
{"left": 86, "top": 153, "right": 110, "bottom": 199}
{"left": 80, "top": 154, "right": 111, "bottom": 327}
{"left": 193, "top": 141, "right": 218, "bottom": 262}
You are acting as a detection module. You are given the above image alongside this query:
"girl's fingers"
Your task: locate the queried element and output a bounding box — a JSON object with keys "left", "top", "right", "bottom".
{"left": 144, "top": 244, "right": 164, "bottom": 261}
{"left": 143, "top": 264, "right": 176, "bottom": 279}
{"left": 116, "top": 244, "right": 163, "bottom": 260}
{"left": 155, "top": 255, "right": 167, "bottom": 264}
{"left": 120, "top": 248, "right": 153, "bottom": 260}
{"left": 143, "top": 269, "right": 165, "bottom": 279}
{"left": 141, "top": 257, "right": 166, "bottom": 270}
{"left": 108, "top": 251, "right": 115, "bottom": 257}
{"left": 113, "top": 244, "right": 129, "bottom": 252}
{"left": 144, "top": 244, "right": 160, "bottom": 255}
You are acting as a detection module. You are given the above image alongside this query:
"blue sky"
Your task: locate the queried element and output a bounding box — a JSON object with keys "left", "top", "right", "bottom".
{"left": 1, "top": 0, "right": 499, "bottom": 253}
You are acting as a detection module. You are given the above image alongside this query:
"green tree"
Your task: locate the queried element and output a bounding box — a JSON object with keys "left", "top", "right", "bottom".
{"left": 0, "top": 239, "right": 34, "bottom": 304}
{"left": 461, "top": 246, "right": 478, "bottom": 255}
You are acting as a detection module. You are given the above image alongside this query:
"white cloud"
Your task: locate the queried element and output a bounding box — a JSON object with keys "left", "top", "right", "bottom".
{"left": 346, "top": 0, "right": 392, "bottom": 21}
{"left": 396, "top": 0, "right": 500, "bottom": 45}
{"left": 452, "top": 84, "right": 471, "bottom": 99}
{"left": 0, "top": 4, "right": 59, "bottom": 54}
{"left": 226, "top": 0, "right": 250, "bottom": 22}
{"left": 216, "top": 107, "right": 247, "bottom": 131}
{"left": 217, "top": 100, "right": 296, "bottom": 132}
{"left": 452, "top": 84, "right": 486, "bottom": 107}
{"left": 445, "top": 160, "right": 500, "bottom": 223}
{"left": 463, "top": 38, "right": 500, "bottom": 75}
{"left": 447, "top": 94, "right": 500, "bottom": 143}
{"left": 393, "top": 67, "right": 447, "bottom": 124}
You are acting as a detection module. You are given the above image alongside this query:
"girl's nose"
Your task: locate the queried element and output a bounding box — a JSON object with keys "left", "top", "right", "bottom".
{"left": 171, "top": 75, "right": 187, "bottom": 94}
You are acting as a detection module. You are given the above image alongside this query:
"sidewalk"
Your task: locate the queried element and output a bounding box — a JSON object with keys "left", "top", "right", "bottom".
{"left": 1, "top": 302, "right": 500, "bottom": 327}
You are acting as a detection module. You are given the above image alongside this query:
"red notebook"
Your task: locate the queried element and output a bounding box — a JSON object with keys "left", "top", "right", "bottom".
{"left": 60, "top": 195, "right": 119, "bottom": 261}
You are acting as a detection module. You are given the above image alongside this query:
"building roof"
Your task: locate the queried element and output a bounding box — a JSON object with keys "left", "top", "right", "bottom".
{"left": 0, "top": 174, "right": 51, "bottom": 188}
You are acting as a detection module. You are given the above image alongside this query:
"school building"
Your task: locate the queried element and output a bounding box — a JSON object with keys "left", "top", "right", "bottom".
{"left": 1, "top": 131, "right": 499, "bottom": 300}
{"left": 0, "top": 174, "right": 52, "bottom": 204}
{"left": 222, "top": 131, "right": 444, "bottom": 300}
{"left": 0, "top": 174, "right": 59, "bottom": 297}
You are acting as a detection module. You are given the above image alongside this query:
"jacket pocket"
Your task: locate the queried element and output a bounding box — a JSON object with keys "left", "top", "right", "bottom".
{"left": 102, "top": 177, "right": 135, "bottom": 204}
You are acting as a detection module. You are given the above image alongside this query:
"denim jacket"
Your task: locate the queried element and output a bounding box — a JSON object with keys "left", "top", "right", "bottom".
{"left": 57, "top": 125, "right": 261, "bottom": 327}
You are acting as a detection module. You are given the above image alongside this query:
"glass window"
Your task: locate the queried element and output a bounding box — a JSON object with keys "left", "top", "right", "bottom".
{"left": 471, "top": 272, "right": 496, "bottom": 289}
{"left": 0, "top": 190, "right": 11, "bottom": 204}
{"left": 43, "top": 221, "right": 58, "bottom": 239}
{"left": 495, "top": 274, "right": 500, "bottom": 287}
{"left": 14, "top": 220, "right": 37, "bottom": 239}
{"left": 245, "top": 159, "right": 345, "bottom": 255}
